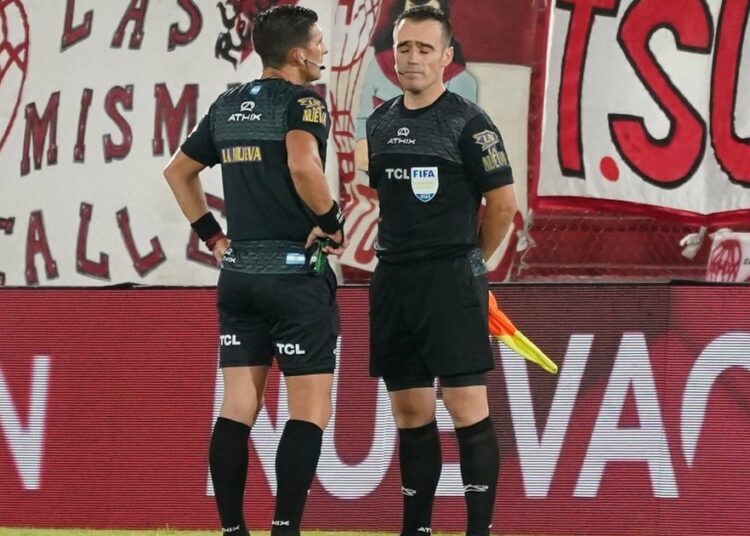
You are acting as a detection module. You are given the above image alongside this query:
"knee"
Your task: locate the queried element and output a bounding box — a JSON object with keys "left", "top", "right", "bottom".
{"left": 392, "top": 403, "right": 435, "bottom": 429}
{"left": 220, "top": 392, "right": 262, "bottom": 427}
{"left": 310, "top": 400, "right": 333, "bottom": 430}
{"left": 443, "top": 399, "right": 488, "bottom": 429}
{"left": 289, "top": 398, "right": 332, "bottom": 430}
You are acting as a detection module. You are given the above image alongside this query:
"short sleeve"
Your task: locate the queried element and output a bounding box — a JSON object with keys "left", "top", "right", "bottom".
{"left": 286, "top": 91, "right": 330, "bottom": 145}
{"left": 458, "top": 112, "right": 514, "bottom": 192}
{"left": 180, "top": 107, "right": 219, "bottom": 167}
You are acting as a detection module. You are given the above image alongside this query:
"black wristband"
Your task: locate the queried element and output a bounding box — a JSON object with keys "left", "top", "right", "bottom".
{"left": 316, "top": 201, "right": 344, "bottom": 235}
{"left": 191, "top": 212, "right": 223, "bottom": 242}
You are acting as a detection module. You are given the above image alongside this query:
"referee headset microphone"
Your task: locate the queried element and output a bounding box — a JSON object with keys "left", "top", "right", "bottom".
{"left": 303, "top": 57, "right": 326, "bottom": 70}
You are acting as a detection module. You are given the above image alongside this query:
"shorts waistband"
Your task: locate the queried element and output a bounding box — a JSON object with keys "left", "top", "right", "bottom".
{"left": 377, "top": 247, "right": 486, "bottom": 275}
{"left": 220, "top": 240, "right": 312, "bottom": 275}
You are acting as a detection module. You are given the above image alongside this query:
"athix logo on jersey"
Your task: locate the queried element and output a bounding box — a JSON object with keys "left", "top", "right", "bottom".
{"left": 411, "top": 167, "right": 439, "bottom": 202}
{"left": 276, "top": 343, "right": 306, "bottom": 356}
{"left": 387, "top": 127, "right": 416, "bottom": 145}
{"left": 298, "top": 97, "right": 327, "bottom": 125}
{"left": 221, "top": 247, "right": 236, "bottom": 265}
{"left": 221, "top": 145, "right": 262, "bottom": 164}
{"left": 228, "top": 100, "right": 262, "bottom": 122}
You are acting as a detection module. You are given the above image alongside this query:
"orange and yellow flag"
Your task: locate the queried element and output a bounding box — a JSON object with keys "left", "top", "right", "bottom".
{"left": 488, "top": 291, "right": 558, "bottom": 374}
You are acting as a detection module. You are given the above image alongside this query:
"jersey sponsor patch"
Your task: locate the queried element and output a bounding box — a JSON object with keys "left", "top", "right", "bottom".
{"left": 227, "top": 100, "right": 262, "bottom": 122}
{"left": 481, "top": 148, "right": 509, "bottom": 173}
{"left": 298, "top": 97, "right": 322, "bottom": 108}
{"left": 228, "top": 112, "right": 262, "bottom": 122}
{"left": 473, "top": 129, "right": 508, "bottom": 172}
{"left": 298, "top": 97, "right": 328, "bottom": 125}
{"left": 220, "top": 145, "right": 262, "bottom": 164}
{"left": 384, "top": 167, "right": 410, "bottom": 180}
{"left": 410, "top": 166, "right": 439, "bottom": 202}
{"left": 473, "top": 129, "right": 499, "bottom": 151}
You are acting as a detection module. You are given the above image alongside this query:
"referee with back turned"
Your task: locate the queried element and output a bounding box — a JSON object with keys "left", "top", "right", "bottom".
{"left": 164, "top": 6, "right": 345, "bottom": 536}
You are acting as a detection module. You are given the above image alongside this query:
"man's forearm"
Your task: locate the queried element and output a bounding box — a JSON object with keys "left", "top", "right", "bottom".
{"left": 165, "top": 170, "right": 210, "bottom": 223}
{"left": 478, "top": 208, "right": 515, "bottom": 262}
{"left": 290, "top": 165, "right": 335, "bottom": 215}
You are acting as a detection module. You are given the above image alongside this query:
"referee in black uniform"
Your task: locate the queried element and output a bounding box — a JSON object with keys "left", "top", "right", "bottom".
{"left": 164, "top": 6, "right": 345, "bottom": 536}
{"left": 364, "top": 7, "right": 517, "bottom": 536}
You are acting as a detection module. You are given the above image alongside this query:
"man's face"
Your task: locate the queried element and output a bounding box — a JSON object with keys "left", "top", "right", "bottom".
{"left": 301, "top": 23, "right": 328, "bottom": 82}
{"left": 393, "top": 19, "right": 453, "bottom": 93}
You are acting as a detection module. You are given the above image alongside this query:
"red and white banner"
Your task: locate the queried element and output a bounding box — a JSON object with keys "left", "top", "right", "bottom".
{"left": 0, "top": 0, "right": 342, "bottom": 287}
{"left": 538, "top": 0, "right": 750, "bottom": 224}
{"left": 706, "top": 230, "right": 750, "bottom": 281}
{"left": 1, "top": 285, "right": 749, "bottom": 535}
{"left": 0, "top": 0, "right": 538, "bottom": 286}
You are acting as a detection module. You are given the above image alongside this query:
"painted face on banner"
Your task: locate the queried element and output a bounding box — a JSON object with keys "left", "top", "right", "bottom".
{"left": 215, "top": 0, "right": 298, "bottom": 69}
{"left": 393, "top": 18, "right": 453, "bottom": 94}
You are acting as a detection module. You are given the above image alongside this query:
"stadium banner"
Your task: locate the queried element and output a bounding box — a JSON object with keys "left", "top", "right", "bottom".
{"left": 1, "top": 284, "right": 748, "bottom": 535}
{"left": 0, "top": 0, "right": 345, "bottom": 286}
{"left": 0, "top": 0, "right": 540, "bottom": 287}
{"left": 537, "top": 0, "right": 750, "bottom": 225}
{"left": 0, "top": 0, "right": 344, "bottom": 288}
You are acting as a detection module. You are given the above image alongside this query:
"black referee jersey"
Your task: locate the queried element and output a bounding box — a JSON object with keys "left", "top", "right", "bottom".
{"left": 366, "top": 90, "right": 513, "bottom": 264}
{"left": 181, "top": 79, "right": 331, "bottom": 243}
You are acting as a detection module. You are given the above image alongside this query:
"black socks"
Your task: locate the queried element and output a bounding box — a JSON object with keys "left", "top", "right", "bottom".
{"left": 398, "top": 420, "right": 442, "bottom": 536}
{"left": 456, "top": 417, "right": 499, "bottom": 536}
{"left": 209, "top": 417, "right": 251, "bottom": 536}
{"left": 271, "top": 419, "right": 324, "bottom": 536}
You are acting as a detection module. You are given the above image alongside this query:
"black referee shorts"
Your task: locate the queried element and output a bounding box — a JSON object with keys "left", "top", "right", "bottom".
{"left": 216, "top": 267, "right": 339, "bottom": 376}
{"left": 369, "top": 250, "right": 493, "bottom": 386}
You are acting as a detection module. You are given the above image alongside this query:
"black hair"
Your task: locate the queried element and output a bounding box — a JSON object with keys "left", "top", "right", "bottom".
{"left": 252, "top": 5, "right": 318, "bottom": 68}
{"left": 373, "top": 1, "right": 465, "bottom": 64}
{"left": 395, "top": 5, "right": 453, "bottom": 46}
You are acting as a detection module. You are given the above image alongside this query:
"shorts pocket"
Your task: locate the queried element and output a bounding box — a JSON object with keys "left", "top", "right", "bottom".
{"left": 453, "top": 256, "right": 475, "bottom": 290}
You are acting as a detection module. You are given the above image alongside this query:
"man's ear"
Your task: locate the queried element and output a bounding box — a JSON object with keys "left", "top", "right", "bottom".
{"left": 289, "top": 47, "right": 306, "bottom": 68}
{"left": 442, "top": 45, "right": 454, "bottom": 67}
